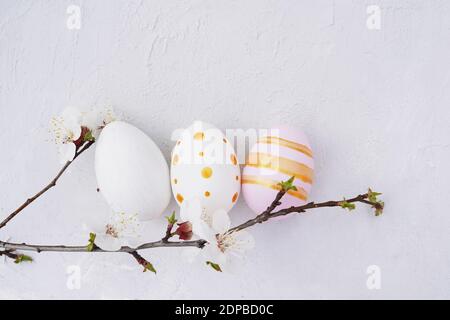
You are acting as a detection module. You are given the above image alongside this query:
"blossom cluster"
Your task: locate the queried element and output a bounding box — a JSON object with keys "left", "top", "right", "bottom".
{"left": 180, "top": 198, "right": 254, "bottom": 270}
{"left": 50, "top": 107, "right": 116, "bottom": 163}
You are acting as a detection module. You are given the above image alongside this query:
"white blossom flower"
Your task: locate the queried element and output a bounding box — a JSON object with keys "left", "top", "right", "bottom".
{"left": 180, "top": 197, "right": 229, "bottom": 242}
{"left": 50, "top": 107, "right": 82, "bottom": 144}
{"left": 50, "top": 107, "right": 83, "bottom": 163}
{"left": 203, "top": 230, "right": 255, "bottom": 267}
{"left": 50, "top": 107, "right": 117, "bottom": 163}
{"left": 180, "top": 198, "right": 255, "bottom": 270}
{"left": 88, "top": 212, "right": 143, "bottom": 251}
{"left": 80, "top": 107, "right": 117, "bottom": 138}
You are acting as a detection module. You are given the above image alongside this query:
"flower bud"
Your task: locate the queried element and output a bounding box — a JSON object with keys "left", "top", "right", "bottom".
{"left": 175, "top": 221, "right": 193, "bottom": 240}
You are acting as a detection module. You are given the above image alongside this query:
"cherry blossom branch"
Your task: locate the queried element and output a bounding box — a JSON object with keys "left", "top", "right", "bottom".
{"left": 0, "top": 140, "right": 95, "bottom": 230}
{"left": 0, "top": 107, "right": 385, "bottom": 272}
{"left": 0, "top": 145, "right": 383, "bottom": 271}
{"left": 0, "top": 238, "right": 206, "bottom": 253}
{"left": 0, "top": 186, "right": 382, "bottom": 259}
{"left": 229, "top": 188, "right": 384, "bottom": 233}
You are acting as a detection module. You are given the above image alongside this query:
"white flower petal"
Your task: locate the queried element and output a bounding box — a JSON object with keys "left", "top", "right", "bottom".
{"left": 58, "top": 143, "right": 76, "bottom": 164}
{"left": 232, "top": 230, "right": 255, "bottom": 251}
{"left": 70, "top": 124, "right": 82, "bottom": 141}
{"left": 81, "top": 110, "right": 101, "bottom": 132}
{"left": 200, "top": 231, "right": 255, "bottom": 272}
{"left": 191, "top": 215, "right": 215, "bottom": 241}
{"left": 61, "top": 107, "right": 82, "bottom": 123}
{"left": 212, "top": 209, "right": 231, "bottom": 234}
{"left": 100, "top": 108, "right": 117, "bottom": 126}
{"left": 94, "top": 234, "right": 122, "bottom": 251}
{"left": 180, "top": 197, "right": 202, "bottom": 222}
{"left": 203, "top": 242, "right": 227, "bottom": 265}
{"left": 112, "top": 212, "right": 142, "bottom": 236}
{"left": 122, "top": 236, "right": 142, "bottom": 249}
{"left": 179, "top": 201, "right": 190, "bottom": 222}
{"left": 221, "top": 231, "right": 255, "bottom": 261}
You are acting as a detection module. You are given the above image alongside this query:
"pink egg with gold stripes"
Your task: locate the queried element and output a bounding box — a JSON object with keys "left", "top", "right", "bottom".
{"left": 242, "top": 127, "right": 314, "bottom": 215}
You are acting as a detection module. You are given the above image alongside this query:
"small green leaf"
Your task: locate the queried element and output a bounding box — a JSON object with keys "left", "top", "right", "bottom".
{"left": 367, "top": 188, "right": 382, "bottom": 203}
{"left": 166, "top": 211, "right": 177, "bottom": 225}
{"left": 83, "top": 130, "right": 95, "bottom": 142}
{"left": 206, "top": 261, "right": 222, "bottom": 272}
{"left": 14, "top": 254, "right": 33, "bottom": 264}
{"left": 87, "top": 232, "right": 96, "bottom": 251}
{"left": 339, "top": 200, "right": 356, "bottom": 211}
{"left": 278, "top": 176, "right": 297, "bottom": 192}
{"left": 143, "top": 262, "right": 157, "bottom": 274}
{"left": 367, "top": 188, "right": 384, "bottom": 216}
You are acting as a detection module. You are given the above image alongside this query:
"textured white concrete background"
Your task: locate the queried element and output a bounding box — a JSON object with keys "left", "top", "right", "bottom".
{"left": 0, "top": 0, "right": 449, "bottom": 299}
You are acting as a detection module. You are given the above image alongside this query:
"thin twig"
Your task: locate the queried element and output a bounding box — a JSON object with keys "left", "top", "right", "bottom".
{"left": 0, "top": 141, "right": 95, "bottom": 230}
{"left": 162, "top": 223, "right": 175, "bottom": 243}
{"left": 0, "top": 238, "right": 207, "bottom": 253}
{"left": 228, "top": 192, "right": 377, "bottom": 233}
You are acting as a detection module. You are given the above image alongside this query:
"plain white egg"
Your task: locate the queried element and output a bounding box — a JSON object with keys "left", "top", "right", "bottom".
{"left": 95, "top": 121, "right": 171, "bottom": 220}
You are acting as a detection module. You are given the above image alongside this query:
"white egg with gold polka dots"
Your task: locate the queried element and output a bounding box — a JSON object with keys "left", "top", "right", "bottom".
{"left": 170, "top": 121, "right": 241, "bottom": 214}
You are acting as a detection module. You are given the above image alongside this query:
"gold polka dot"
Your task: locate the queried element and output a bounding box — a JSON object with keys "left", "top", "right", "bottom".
{"left": 194, "top": 132, "right": 205, "bottom": 141}
{"left": 172, "top": 154, "right": 179, "bottom": 165}
{"left": 223, "top": 138, "right": 227, "bottom": 143}
{"left": 232, "top": 192, "right": 238, "bottom": 203}
{"left": 230, "top": 154, "right": 237, "bottom": 165}
{"left": 199, "top": 151, "right": 204, "bottom": 157}
{"left": 201, "top": 167, "right": 213, "bottom": 179}
{"left": 204, "top": 191, "right": 210, "bottom": 197}
{"left": 173, "top": 178, "right": 178, "bottom": 184}
{"left": 235, "top": 175, "right": 239, "bottom": 181}
{"left": 176, "top": 140, "right": 181, "bottom": 145}
{"left": 176, "top": 193, "right": 184, "bottom": 203}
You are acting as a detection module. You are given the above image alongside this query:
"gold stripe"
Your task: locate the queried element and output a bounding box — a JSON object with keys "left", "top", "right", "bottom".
{"left": 242, "top": 175, "right": 308, "bottom": 200}
{"left": 258, "top": 136, "right": 313, "bottom": 158}
{"left": 246, "top": 152, "right": 313, "bottom": 184}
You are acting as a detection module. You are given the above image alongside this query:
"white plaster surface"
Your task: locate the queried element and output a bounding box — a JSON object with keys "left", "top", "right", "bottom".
{"left": 0, "top": 0, "right": 449, "bottom": 299}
